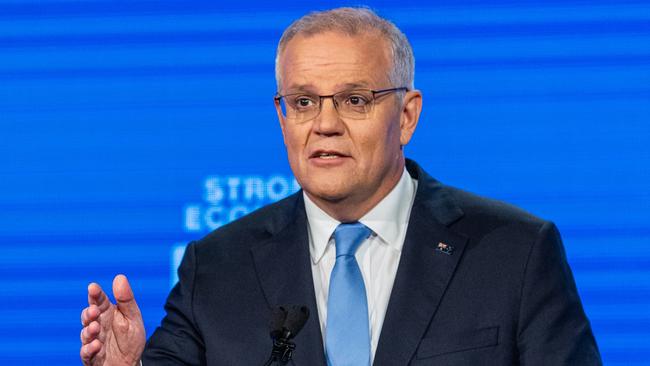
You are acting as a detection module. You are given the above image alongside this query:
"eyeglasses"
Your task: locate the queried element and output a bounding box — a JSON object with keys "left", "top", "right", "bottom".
{"left": 274, "top": 87, "right": 408, "bottom": 124}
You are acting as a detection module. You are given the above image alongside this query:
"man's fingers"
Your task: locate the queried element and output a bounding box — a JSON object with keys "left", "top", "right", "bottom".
{"left": 80, "top": 305, "right": 100, "bottom": 327}
{"left": 80, "top": 338, "right": 102, "bottom": 362}
{"left": 112, "top": 274, "right": 142, "bottom": 321}
{"left": 87, "top": 283, "right": 111, "bottom": 312}
{"left": 80, "top": 307, "right": 87, "bottom": 326}
{"left": 80, "top": 321, "right": 101, "bottom": 344}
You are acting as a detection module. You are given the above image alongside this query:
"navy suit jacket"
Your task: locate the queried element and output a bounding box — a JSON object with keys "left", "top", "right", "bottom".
{"left": 143, "top": 160, "right": 601, "bottom": 365}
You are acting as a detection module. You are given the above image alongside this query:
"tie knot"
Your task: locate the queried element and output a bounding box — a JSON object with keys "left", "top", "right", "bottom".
{"left": 334, "top": 222, "right": 371, "bottom": 257}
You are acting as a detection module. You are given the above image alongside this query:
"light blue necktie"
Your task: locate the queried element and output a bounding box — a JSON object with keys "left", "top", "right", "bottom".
{"left": 326, "top": 222, "right": 372, "bottom": 366}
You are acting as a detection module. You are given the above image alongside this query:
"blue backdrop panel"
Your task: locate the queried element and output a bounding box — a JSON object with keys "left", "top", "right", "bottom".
{"left": 0, "top": 1, "right": 648, "bottom": 365}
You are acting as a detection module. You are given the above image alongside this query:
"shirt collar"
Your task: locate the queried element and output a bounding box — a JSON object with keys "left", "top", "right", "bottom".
{"left": 304, "top": 168, "right": 417, "bottom": 264}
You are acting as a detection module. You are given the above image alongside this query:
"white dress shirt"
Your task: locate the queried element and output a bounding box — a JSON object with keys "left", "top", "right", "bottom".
{"left": 303, "top": 168, "right": 418, "bottom": 362}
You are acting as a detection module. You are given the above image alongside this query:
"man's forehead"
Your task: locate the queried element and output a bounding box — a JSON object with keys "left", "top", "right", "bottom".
{"left": 281, "top": 69, "right": 383, "bottom": 94}
{"left": 284, "top": 81, "right": 373, "bottom": 93}
{"left": 278, "top": 31, "right": 392, "bottom": 92}
{"left": 282, "top": 31, "right": 387, "bottom": 58}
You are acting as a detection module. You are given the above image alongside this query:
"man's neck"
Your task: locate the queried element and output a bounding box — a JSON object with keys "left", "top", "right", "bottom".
{"left": 304, "top": 164, "right": 405, "bottom": 223}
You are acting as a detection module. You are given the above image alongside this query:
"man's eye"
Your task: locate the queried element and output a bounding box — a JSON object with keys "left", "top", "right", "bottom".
{"left": 294, "top": 97, "right": 316, "bottom": 108}
{"left": 346, "top": 95, "right": 369, "bottom": 106}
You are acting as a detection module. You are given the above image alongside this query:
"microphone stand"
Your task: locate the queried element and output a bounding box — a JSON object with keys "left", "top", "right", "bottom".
{"left": 263, "top": 330, "right": 296, "bottom": 366}
{"left": 264, "top": 305, "right": 309, "bottom": 366}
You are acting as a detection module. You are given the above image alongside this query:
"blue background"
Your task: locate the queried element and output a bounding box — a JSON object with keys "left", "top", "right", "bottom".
{"left": 0, "top": 1, "right": 649, "bottom": 364}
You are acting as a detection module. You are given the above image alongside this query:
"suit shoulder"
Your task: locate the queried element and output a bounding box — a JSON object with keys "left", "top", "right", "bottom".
{"left": 441, "top": 185, "right": 561, "bottom": 269}
{"left": 443, "top": 185, "right": 548, "bottom": 232}
{"left": 408, "top": 160, "right": 547, "bottom": 232}
{"left": 192, "top": 192, "right": 300, "bottom": 254}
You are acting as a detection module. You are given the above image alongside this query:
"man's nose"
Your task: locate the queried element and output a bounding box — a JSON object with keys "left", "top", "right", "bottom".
{"left": 313, "top": 97, "right": 344, "bottom": 135}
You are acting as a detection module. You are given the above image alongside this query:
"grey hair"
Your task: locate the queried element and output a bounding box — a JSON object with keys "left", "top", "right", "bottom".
{"left": 275, "top": 7, "right": 415, "bottom": 91}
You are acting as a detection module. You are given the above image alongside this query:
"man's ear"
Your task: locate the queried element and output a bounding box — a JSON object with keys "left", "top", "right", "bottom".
{"left": 399, "top": 90, "right": 422, "bottom": 146}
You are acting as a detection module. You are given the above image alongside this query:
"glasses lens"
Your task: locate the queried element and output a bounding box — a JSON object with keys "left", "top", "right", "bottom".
{"left": 280, "top": 93, "right": 319, "bottom": 123}
{"left": 334, "top": 89, "right": 374, "bottom": 119}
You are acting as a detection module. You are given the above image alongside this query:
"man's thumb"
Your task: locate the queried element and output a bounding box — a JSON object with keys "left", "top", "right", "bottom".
{"left": 112, "top": 274, "right": 141, "bottom": 320}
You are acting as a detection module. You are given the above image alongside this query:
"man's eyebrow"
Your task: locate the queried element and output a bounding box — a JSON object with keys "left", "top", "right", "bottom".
{"left": 337, "top": 82, "right": 371, "bottom": 89}
{"left": 284, "top": 84, "right": 317, "bottom": 94}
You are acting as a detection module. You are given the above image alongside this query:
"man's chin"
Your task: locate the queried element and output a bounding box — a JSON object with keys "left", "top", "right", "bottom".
{"left": 303, "top": 185, "right": 350, "bottom": 205}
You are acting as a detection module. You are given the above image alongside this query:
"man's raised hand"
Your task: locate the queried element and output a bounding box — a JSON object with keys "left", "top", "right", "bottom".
{"left": 80, "top": 274, "right": 146, "bottom": 366}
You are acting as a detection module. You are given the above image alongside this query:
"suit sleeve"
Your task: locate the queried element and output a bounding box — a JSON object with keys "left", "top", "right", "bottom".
{"left": 517, "top": 221, "right": 602, "bottom": 365}
{"left": 142, "top": 242, "right": 206, "bottom": 365}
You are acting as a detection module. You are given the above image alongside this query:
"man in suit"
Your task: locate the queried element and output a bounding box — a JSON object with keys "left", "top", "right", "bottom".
{"left": 80, "top": 7, "right": 601, "bottom": 365}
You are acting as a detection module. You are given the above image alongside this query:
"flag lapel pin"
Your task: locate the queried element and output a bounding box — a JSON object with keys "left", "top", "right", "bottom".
{"left": 436, "top": 242, "right": 454, "bottom": 255}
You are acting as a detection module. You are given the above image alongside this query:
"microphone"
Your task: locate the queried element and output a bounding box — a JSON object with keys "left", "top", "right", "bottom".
{"left": 264, "top": 305, "right": 310, "bottom": 366}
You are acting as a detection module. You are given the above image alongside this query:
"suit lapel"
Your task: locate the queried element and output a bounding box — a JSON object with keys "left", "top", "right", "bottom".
{"left": 373, "top": 161, "right": 468, "bottom": 365}
{"left": 250, "top": 194, "right": 327, "bottom": 366}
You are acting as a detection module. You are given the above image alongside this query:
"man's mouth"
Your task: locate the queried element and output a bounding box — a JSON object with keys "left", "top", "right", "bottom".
{"left": 310, "top": 150, "right": 348, "bottom": 160}
{"left": 316, "top": 152, "right": 340, "bottom": 159}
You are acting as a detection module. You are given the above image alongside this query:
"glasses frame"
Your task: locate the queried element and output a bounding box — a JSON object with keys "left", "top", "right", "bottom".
{"left": 274, "top": 87, "right": 409, "bottom": 123}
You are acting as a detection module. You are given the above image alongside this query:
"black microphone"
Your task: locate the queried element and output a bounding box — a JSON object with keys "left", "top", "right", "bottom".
{"left": 264, "top": 305, "right": 310, "bottom": 366}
